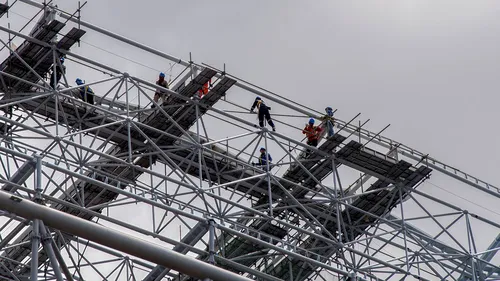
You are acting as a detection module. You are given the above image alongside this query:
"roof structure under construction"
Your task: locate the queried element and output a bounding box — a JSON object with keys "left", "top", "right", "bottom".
{"left": 0, "top": 1, "right": 498, "bottom": 281}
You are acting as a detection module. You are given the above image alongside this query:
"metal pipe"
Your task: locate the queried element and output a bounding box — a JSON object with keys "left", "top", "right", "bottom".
{"left": 0, "top": 190, "right": 253, "bottom": 281}
{"left": 30, "top": 155, "right": 43, "bottom": 281}
{"left": 208, "top": 219, "right": 215, "bottom": 265}
{"left": 38, "top": 222, "right": 65, "bottom": 281}
{"left": 50, "top": 234, "right": 76, "bottom": 281}
{"left": 264, "top": 131, "right": 273, "bottom": 216}
{"left": 3, "top": 6, "right": 497, "bottom": 202}
{"left": 0, "top": 37, "right": 50, "bottom": 89}
{"left": 341, "top": 126, "right": 500, "bottom": 199}
{"left": 19, "top": 0, "right": 190, "bottom": 67}
{"left": 30, "top": 219, "right": 40, "bottom": 281}
{"left": 220, "top": 224, "right": 349, "bottom": 277}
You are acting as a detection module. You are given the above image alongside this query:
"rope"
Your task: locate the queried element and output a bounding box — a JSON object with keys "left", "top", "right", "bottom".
{"left": 80, "top": 40, "right": 167, "bottom": 74}
{"left": 222, "top": 109, "right": 309, "bottom": 118}
{"left": 426, "top": 181, "right": 500, "bottom": 217}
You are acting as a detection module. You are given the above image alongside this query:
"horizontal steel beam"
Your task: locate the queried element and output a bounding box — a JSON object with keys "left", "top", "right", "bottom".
{"left": 19, "top": 0, "right": 190, "bottom": 68}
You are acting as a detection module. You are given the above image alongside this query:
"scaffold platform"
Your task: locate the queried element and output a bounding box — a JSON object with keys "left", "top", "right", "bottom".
{"left": 0, "top": 3, "right": 498, "bottom": 281}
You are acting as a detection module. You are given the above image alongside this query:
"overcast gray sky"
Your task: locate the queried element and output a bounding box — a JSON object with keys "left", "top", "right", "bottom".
{"left": 1, "top": 1, "right": 499, "bottom": 278}
{"left": 53, "top": 0, "right": 500, "bottom": 186}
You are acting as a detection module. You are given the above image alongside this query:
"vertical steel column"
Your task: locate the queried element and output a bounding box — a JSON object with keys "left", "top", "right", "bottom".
{"left": 398, "top": 184, "right": 410, "bottom": 271}
{"left": 52, "top": 48, "right": 59, "bottom": 137}
{"left": 288, "top": 258, "right": 293, "bottom": 281}
{"left": 264, "top": 130, "right": 273, "bottom": 216}
{"left": 195, "top": 95, "right": 203, "bottom": 189}
{"left": 124, "top": 74, "right": 133, "bottom": 163}
{"left": 465, "top": 211, "right": 477, "bottom": 281}
{"left": 30, "top": 219, "right": 40, "bottom": 281}
{"left": 39, "top": 222, "right": 64, "bottom": 281}
{"left": 31, "top": 155, "right": 43, "bottom": 281}
{"left": 208, "top": 219, "right": 216, "bottom": 265}
{"left": 189, "top": 53, "right": 198, "bottom": 79}
{"left": 50, "top": 233, "right": 75, "bottom": 281}
{"left": 332, "top": 158, "right": 342, "bottom": 241}
{"left": 192, "top": 61, "right": 203, "bottom": 192}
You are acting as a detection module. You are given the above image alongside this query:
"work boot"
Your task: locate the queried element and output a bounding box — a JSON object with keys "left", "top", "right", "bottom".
{"left": 272, "top": 127, "right": 276, "bottom": 132}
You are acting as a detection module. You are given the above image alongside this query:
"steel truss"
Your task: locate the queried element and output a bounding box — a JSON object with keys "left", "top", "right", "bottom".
{"left": 0, "top": 1, "right": 498, "bottom": 281}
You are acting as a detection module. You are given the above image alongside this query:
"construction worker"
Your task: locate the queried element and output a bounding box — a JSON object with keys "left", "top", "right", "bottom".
{"left": 252, "top": 147, "right": 273, "bottom": 168}
{"left": 75, "top": 78, "right": 95, "bottom": 105}
{"left": 152, "top": 72, "right": 169, "bottom": 108}
{"left": 323, "top": 106, "right": 335, "bottom": 137}
{"left": 250, "top": 97, "right": 276, "bottom": 132}
{"left": 302, "top": 118, "right": 323, "bottom": 147}
{"left": 49, "top": 57, "right": 65, "bottom": 89}
{"left": 198, "top": 79, "right": 211, "bottom": 98}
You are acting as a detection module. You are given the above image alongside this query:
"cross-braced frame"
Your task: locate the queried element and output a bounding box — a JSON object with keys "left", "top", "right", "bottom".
{"left": 0, "top": 2, "right": 498, "bottom": 281}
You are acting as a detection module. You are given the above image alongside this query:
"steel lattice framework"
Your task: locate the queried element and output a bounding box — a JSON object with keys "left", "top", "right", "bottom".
{"left": 0, "top": 2, "right": 498, "bottom": 281}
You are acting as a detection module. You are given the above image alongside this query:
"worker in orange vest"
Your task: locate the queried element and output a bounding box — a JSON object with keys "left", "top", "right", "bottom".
{"left": 302, "top": 118, "right": 323, "bottom": 147}
{"left": 198, "top": 79, "right": 212, "bottom": 98}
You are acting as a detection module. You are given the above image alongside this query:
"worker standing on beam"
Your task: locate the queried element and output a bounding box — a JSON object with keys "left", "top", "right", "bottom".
{"left": 152, "top": 72, "right": 169, "bottom": 108}
{"left": 302, "top": 118, "right": 323, "bottom": 147}
{"left": 75, "top": 78, "right": 95, "bottom": 105}
{"left": 49, "top": 57, "right": 65, "bottom": 89}
{"left": 250, "top": 97, "right": 276, "bottom": 132}
{"left": 323, "top": 106, "right": 335, "bottom": 137}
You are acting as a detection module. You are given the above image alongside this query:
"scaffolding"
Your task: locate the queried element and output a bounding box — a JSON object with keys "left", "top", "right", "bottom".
{"left": 0, "top": 1, "right": 498, "bottom": 281}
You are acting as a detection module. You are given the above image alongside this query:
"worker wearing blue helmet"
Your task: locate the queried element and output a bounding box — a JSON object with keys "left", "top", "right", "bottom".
{"left": 252, "top": 147, "right": 273, "bottom": 169}
{"left": 302, "top": 118, "right": 323, "bottom": 147}
{"left": 75, "top": 78, "right": 95, "bottom": 105}
{"left": 49, "top": 56, "right": 65, "bottom": 89}
{"left": 152, "top": 72, "right": 169, "bottom": 108}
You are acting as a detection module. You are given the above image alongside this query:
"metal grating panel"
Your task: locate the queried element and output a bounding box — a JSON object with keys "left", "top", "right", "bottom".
{"left": 0, "top": 69, "right": 225, "bottom": 275}
{"left": 0, "top": 3, "right": 9, "bottom": 18}
{"left": 56, "top": 27, "right": 86, "bottom": 50}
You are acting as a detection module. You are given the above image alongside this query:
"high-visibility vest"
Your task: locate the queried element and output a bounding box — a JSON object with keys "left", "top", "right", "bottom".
{"left": 302, "top": 125, "right": 322, "bottom": 141}
{"left": 80, "top": 86, "right": 94, "bottom": 95}
{"left": 199, "top": 80, "right": 211, "bottom": 95}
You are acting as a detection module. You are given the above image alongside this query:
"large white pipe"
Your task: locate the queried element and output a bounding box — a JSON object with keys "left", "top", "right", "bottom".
{"left": 0, "top": 190, "right": 253, "bottom": 281}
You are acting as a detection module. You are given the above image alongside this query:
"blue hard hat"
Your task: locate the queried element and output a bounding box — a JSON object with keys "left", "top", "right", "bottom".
{"left": 256, "top": 97, "right": 261, "bottom": 100}
{"left": 75, "top": 78, "right": 83, "bottom": 85}
{"left": 60, "top": 57, "right": 65, "bottom": 63}
{"left": 159, "top": 72, "right": 165, "bottom": 78}
{"left": 325, "top": 106, "right": 332, "bottom": 111}
{"left": 309, "top": 118, "right": 315, "bottom": 124}
{"left": 260, "top": 147, "right": 266, "bottom": 151}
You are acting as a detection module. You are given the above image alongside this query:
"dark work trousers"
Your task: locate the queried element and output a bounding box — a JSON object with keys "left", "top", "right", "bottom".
{"left": 50, "top": 72, "right": 62, "bottom": 89}
{"left": 258, "top": 106, "right": 275, "bottom": 128}
{"left": 80, "top": 90, "right": 95, "bottom": 105}
{"left": 50, "top": 67, "right": 64, "bottom": 89}
{"left": 306, "top": 139, "right": 319, "bottom": 147}
{"left": 86, "top": 93, "right": 95, "bottom": 105}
